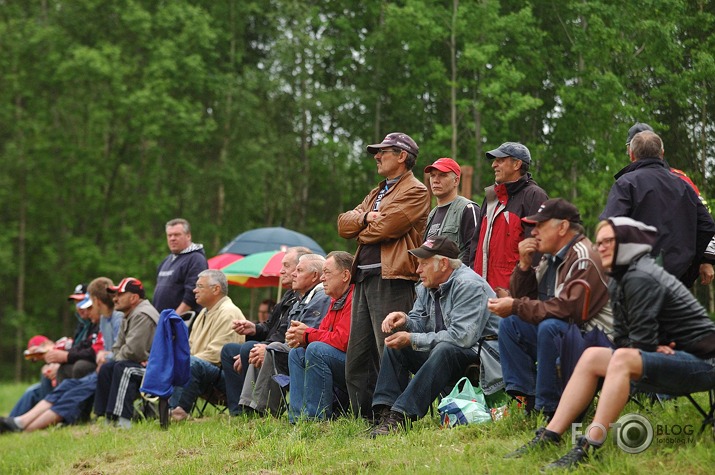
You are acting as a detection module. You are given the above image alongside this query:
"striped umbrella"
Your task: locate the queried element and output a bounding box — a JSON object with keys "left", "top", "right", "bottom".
{"left": 221, "top": 250, "right": 285, "bottom": 288}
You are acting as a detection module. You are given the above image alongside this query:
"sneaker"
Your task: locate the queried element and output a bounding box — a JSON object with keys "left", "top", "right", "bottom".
{"left": 504, "top": 427, "right": 561, "bottom": 459}
{"left": 541, "top": 437, "right": 598, "bottom": 471}
{"left": 369, "top": 410, "right": 407, "bottom": 438}
{"left": 0, "top": 417, "right": 21, "bottom": 434}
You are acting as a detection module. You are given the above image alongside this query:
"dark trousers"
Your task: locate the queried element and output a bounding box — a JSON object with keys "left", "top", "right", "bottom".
{"left": 345, "top": 275, "right": 415, "bottom": 418}
{"left": 95, "top": 360, "right": 145, "bottom": 420}
{"left": 372, "top": 341, "right": 478, "bottom": 418}
{"left": 221, "top": 340, "right": 259, "bottom": 415}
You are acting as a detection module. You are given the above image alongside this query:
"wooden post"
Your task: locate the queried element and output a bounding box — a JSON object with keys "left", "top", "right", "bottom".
{"left": 460, "top": 165, "right": 473, "bottom": 199}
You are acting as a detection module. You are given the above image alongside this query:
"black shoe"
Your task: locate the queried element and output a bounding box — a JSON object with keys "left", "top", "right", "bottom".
{"left": 369, "top": 410, "right": 408, "bottom": 438}
{"left": 504, "top": 427, "right": 561, "bottom": 459}
{"left": 541, "top": 437, "right": 599, "bottom": 471}
{"left": 0, "top": 417, "right": 21, "bottom": 434}
{"left": 368, "top": 405, "right": 392, "bottom": 428}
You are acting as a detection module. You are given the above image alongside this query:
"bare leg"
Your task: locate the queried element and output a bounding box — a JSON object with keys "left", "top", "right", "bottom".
{"left": 585, "top": 348, "right": 642, "bottom": 443}
{"left": 546, "top": 347, "right": 613, "bottom": 435}
{"left": 16, "top": 400, "right": 54, "bottom": 429}
{"left": 24, "top": 409, "right": 62, "bottom": 432}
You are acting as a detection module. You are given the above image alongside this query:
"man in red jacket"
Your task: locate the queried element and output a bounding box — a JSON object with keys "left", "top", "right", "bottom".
{"left": 469, "top": 142, "right": 548, "bottom": 292}
{"left": 287, "top": 251, "right": 354, "bottom": 422}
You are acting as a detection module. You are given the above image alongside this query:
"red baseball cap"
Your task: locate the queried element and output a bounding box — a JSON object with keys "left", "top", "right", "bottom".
{"left": 27, "top": 335, "right": 51, "bottom": 349}
{"left": 108, "top": 277, "right": 146, "bottom": 299}
{"left": 424, "top": 157, "right": 461, "bottom": 178}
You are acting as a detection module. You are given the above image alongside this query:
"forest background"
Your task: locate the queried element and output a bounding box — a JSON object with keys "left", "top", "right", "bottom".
{"left": 1, "top": 0, "right": 715, "bottom": 381}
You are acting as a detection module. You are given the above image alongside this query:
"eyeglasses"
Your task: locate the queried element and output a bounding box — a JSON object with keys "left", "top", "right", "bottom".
{"left": 195, "top": 284, "right": 217, "bottom": 290}
{"left": 375, "top": 148, "right": 402, "bottom": 157}
{"left": 593, "top": 237, "right": 616, "bottom": 250}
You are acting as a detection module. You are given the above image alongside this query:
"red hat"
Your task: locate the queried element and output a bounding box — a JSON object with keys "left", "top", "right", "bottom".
{"left": 424, "top": 157, "right": 461, "bottom": 178}
{"left": 108, "top": 277, "right": 146, "bottom": 299}
{"left": 27, "top": 335, "right": 51, "bottom": 349}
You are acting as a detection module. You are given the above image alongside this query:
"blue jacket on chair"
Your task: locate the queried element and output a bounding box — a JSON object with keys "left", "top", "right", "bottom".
{"left": 140, "top": 309, "right": 191, "bottom": 398}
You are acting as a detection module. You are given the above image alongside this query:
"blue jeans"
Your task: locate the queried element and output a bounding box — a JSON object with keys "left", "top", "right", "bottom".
{"left": 220, "top": 341, "right": 259, "bottom": 415}
{"left": 170, "top": 356, "right": 223, "bottom": 412}
{"left": 288, "top": 342, "right": 347, "bottom": 422}
{"left": 498, "top": 316, "right": 569, "bottom": 413}
{"left": 372, "top": 341, "right": 478, "bottom": 418}
{"left": 45, "top": 373, "right": 97, "bottom": 424}
{"left": 635, "top": 350, "right": 715, "bottom": 395}
{"left": 9, "top": 375, "right": 54, "bottom": 417}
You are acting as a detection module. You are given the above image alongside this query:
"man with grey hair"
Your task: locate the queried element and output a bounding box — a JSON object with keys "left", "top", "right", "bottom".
{"left": 221, "top": 246, "right": 310, "bottom": 416}
{"left": 370, "top": 236, "right": 503, "bottom": 436}
{"left": 469, "top": 142, "right": 548, "bottom": 292}
{"left": 153, "top": 218, "right": 208, "bottom": 314}
{"left": 239, "top": 254, "right": 331, "bottom": 415}
{"left": 169, "top": 269, "right": 246, "bottom": 421}
{"left": 601, "top": 130, "right": 715, "bottom": 287}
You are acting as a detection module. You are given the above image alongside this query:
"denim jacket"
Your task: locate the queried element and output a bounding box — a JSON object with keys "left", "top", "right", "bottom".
{"left": 405, "top": 265, "right": 503, "bottom": 394}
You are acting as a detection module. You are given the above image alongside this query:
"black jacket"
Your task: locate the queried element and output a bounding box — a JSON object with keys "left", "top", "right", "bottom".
{"left": 66, "top": 322, "right": 100, "bottom": 364}
{"left": 610, "top": 254, "right": 715, "bottom": 358}
{"left": 601, "top": 158, "right": 715, "bottom": 286}
{"left": 251, "top": 289, "right": 299, "bottom": 344}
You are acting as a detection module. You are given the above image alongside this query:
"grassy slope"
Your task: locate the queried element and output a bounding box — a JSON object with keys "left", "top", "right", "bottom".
{"left": 1, "top": 383, "right": 713, "bottom": 474}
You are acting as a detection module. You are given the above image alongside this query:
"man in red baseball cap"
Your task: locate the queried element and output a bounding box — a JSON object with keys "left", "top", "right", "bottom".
{"left": 94, "top": 277, "right": 159, "bottom": 428}
{"left": 423, "top": 157, "right": 479, "bottom": 264}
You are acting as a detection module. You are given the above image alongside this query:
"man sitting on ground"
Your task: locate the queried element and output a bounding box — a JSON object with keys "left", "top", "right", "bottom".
{"left": 0, "top": 283, "right": 110, "bottom": 433}
{"left": 287, "top": 251, "right": 354, "bottom": 421}
{"left": 94, "top": 278, "right": 159, "bottom": 428}
{"left": 170, "top": 270, "right": 245, "bottom": 421}
{"left": 487, "top": 198, "right": 612, "bottom": 419}
{"left": 370, "top": 236, "right": 503, "bottom": 436}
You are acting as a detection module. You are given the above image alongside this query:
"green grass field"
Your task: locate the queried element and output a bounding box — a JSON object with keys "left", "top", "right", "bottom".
{"left": 1, "top": 382, "right": 713, "bottom": 474}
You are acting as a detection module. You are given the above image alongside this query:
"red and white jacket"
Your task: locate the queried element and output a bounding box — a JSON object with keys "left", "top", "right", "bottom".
{"left": 470, "top": 174, "right": 548, "bottom": 290}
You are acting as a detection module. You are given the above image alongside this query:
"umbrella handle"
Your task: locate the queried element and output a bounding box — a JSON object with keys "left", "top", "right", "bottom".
{"left": 563, "top": 278, "right": 591, "bottom": 323}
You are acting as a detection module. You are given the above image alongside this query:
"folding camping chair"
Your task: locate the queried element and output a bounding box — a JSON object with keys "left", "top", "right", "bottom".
{"left": 684, "top": 389, "right": 715, "bottom": 437}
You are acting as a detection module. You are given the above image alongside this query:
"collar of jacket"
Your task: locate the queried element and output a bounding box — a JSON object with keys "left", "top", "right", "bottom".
{"left": 377, "top": 170, "right": 415, "bottom": 192}
{"left": 492, "top": 173, "right": 536, "bottom": 205}
{"left": 331, "top": 284, "right": 354, "bottom": 311}
{"left": 613, "top": 157, "right": 667, "bottom": 179}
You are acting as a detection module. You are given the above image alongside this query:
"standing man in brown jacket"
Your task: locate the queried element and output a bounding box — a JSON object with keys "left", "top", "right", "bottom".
{"left": 338, "top": 132, "right": 430, "bottom": 419}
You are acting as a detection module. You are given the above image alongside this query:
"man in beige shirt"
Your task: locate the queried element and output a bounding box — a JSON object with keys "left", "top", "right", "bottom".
{"left": 170, "top": 269, "right": 245, "bottom": 421}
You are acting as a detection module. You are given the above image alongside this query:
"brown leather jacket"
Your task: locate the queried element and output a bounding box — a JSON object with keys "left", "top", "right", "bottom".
{"left": 337, "top": 170, "right": 430, "bottom": 281}
{"left": 509, "top": 234, "right": 613, "bottom": 333}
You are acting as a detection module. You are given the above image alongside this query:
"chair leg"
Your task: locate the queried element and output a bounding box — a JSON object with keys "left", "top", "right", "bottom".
{"left": 159, "top": 398, "right": 169, "bottom": 430}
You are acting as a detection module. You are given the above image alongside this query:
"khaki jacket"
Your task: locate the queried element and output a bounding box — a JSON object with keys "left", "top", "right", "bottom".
{"left": 338, "top": 170, "right": 429, "bottom": 280}
{"left": 189, "top": 296, "right": 245, "bottom": 365}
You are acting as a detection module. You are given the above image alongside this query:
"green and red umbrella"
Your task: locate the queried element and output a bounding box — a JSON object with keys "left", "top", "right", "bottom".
{"left": 207, "top": 253, "right": 243, "bottom": 270}
{"left": 221, "top": 250, "right": 285, "bottom": 288}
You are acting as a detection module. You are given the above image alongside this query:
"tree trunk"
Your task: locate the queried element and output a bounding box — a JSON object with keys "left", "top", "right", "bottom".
{"left": 14, "top": 95, "right": 27, "bottom": 382}
{"left": 450, "top": 0, "right": 459, "bottom": 158}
